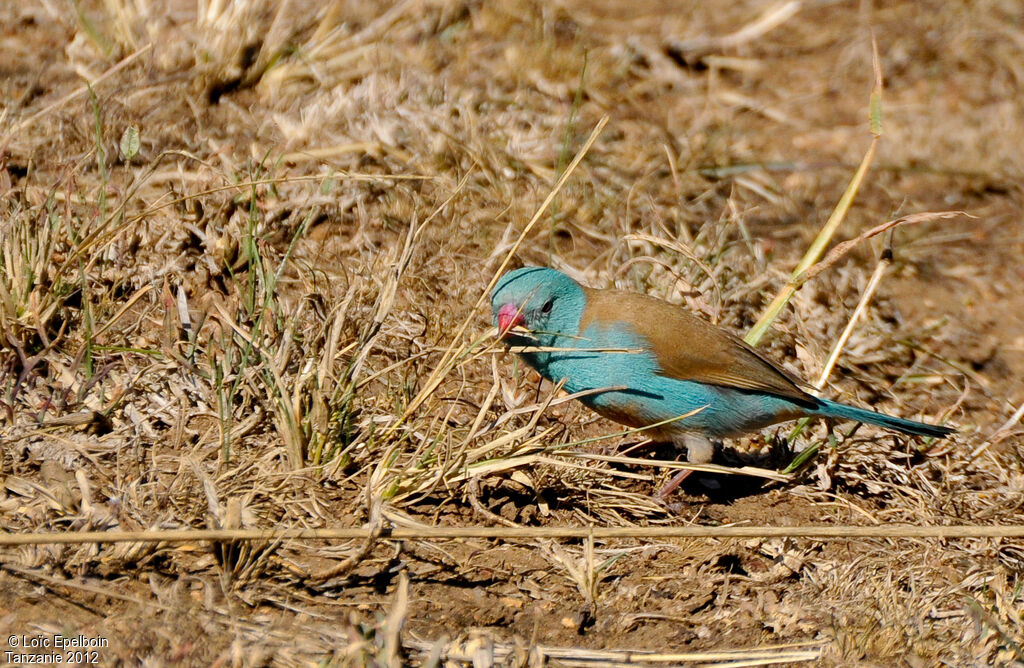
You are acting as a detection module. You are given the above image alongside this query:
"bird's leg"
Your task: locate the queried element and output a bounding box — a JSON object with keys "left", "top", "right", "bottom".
{"left": 655, "top": 434, "right": 715, "bottom": 498}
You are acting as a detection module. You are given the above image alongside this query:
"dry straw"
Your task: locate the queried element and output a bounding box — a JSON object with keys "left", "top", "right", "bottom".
{"left": 2, "top": 524, "right": 1023, "bottom": 546}
{"left": 4, "top": 4, "right": 1018, "bottom": 663}
{"left": 744, "top": 34, "right": 886, "bottom": 347}
{"left": 405, "top": 635, "right": 824, "bottom": 667}
{"left": 383, "top": 115, "right": 611, "bottom": 437}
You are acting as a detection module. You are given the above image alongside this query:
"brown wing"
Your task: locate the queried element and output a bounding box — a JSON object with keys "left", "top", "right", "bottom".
{"left": 580, "top": 288, "right": 815, "bottom": 406}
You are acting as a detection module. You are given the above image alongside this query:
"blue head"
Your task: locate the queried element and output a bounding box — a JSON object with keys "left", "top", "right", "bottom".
{"left": 489, "top": 267, "right": 586, "bottom": 350}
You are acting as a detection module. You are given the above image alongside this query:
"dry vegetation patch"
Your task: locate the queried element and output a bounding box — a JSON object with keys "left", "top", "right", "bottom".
{"left": 1, "top": 0, "right": 1023, "bottom": 665}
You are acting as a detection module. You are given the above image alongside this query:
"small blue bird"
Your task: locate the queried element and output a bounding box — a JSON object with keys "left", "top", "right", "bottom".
{"left": 490, "top": 267, "right": 953, "bottom": 487}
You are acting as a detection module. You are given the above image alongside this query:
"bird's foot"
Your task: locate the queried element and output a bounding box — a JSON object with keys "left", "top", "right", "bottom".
{"left": 654, "top": 435, "right": 719, "bottom": 498}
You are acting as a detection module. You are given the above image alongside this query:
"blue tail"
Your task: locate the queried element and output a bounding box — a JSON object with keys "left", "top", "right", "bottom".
{"left": 813, "top": 398, "right": 954, "bottom": 439}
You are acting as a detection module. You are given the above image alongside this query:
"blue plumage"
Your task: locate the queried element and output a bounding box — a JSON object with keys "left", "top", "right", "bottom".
{"left": 490, "top": 267, "right": 953, "bottom": 465}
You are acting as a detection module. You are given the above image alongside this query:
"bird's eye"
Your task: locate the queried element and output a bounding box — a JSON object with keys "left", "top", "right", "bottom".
{"left": 541, "top": 299, "right": 553, "bottom": 314}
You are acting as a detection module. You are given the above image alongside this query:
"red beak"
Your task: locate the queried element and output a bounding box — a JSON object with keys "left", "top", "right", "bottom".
{"left": 497, "top": 303, "right": 525, "bottom": 337}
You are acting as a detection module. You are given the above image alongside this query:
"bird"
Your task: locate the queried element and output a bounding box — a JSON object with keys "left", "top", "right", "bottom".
{"left": 489, "top": 266, "right": 954, "bottom": 493}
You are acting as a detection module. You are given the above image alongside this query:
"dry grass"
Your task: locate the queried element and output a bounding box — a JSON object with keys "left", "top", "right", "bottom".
{"left": 2, "top": 0, "right": 1024, "bottom": 665}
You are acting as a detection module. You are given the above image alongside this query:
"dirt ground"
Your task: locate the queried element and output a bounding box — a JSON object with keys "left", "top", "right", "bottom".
{"left": 2, "top": 0, "right": 1023, "bottom": 665}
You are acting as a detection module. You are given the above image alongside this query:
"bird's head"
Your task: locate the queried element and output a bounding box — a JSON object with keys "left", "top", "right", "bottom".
{"left": 489, "top": 267, "right": 585, "bottom": 347}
